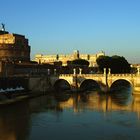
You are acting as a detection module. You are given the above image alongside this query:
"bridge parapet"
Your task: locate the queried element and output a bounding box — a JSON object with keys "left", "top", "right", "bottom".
{"left": 110, "top": 74, "right": 137, "bottom": 77}
{"left": 60, "top": 74, "right": 105, "bottom": 77}
{"left": 50, "top": 73, "right": 140, "bottom": 93}
{"left": 59, "top": 74, "right": 74, "bottom": 77}
{"left": 59, "top": 74, "right": 106, "bottom": 89}
{"left": 77, "top": 74, "right": 104, "bottom": 77}
{"left": 59, "top": 74, "right": 140, "bottom": 77}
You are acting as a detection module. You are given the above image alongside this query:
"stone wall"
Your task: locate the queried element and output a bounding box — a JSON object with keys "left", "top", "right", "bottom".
{"left": 28, "top": 77, "right": 52, "bottom": 92}
{"left": 0, "top": 33, "right": 30, "bottom": 62}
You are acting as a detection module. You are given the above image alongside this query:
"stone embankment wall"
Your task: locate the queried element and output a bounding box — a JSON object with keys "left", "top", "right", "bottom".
{"left": 28, "top": 77, "right": 52, "bottom": 92}
{"left": 0, "top": 76, "right": 53, "bottom": 94}
{"left": 0, "top": 77, "right": 28, "bottom": 90}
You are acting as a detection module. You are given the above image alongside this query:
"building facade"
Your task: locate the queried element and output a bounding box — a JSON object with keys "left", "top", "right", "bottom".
{"left": 35, "top": 50, "right": 105, "bottom": 67}
{"left": 0, "top": 30, "right": 30, "bottom": 62}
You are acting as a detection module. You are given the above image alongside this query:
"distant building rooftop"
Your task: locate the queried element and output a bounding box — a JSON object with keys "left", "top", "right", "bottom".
{"left": 35, "top": 50, "right": 105, "bottom": 67}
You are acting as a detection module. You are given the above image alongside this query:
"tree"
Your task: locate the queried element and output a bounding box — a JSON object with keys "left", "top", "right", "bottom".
{"left": 96, "top": 55, "right": 131, "bottom": 74}
{"left": 72, "top": 59, "right": 89, "bottom": 67}
{"left": 96, "top": 56, "right": 111, "bottom": 71}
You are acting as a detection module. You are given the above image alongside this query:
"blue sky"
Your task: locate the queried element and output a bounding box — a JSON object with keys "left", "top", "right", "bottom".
{"left": 1, "top": 0, "right": 140, "bottom": 63}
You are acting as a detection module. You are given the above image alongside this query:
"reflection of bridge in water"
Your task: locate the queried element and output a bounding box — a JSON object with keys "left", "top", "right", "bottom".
{"left": 51, "top": 73, "right": 140, "bottom": 92}
{"left": 57, "top": 92, "right": 140, "bottom": 116}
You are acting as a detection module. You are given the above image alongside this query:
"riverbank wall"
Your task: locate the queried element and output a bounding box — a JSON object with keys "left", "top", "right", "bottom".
{"left": 28, "top": 77, "right": 53, "bottom": 92}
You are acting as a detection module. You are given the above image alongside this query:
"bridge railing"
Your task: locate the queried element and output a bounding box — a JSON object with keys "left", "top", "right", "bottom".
{"left": 59, "top": 74, "right": 105, "bottom": 77}
{"left": 77, "top": 74, "right": 104, "bottom": 77}
{"left": 59, "top": 73, "right": 139, "bottom": 77}
{"left": 59, "top": 74, "right": 74, "bottom": 77}
{"left": 110, "top": 74, "right": 137, "bottom": 77}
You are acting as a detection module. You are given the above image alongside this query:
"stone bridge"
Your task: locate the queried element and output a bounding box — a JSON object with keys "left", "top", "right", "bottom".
{"left": 50, "top": 73, "right": 140, "bottom": 92}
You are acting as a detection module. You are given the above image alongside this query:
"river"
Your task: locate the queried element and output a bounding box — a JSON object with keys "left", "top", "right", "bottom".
{"left": 0, "top": 89, "right": 140, "bottom": 140}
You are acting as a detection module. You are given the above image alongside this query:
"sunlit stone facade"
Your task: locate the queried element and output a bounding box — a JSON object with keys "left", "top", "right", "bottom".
{"left": 35, "top": 50, "right": 105, "bottom": 67}
{"left": 0, "top": 31, "right": 30, "bottom": 62}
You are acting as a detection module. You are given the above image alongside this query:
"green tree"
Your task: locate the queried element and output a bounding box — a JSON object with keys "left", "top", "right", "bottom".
{"left": 96, "top": 55, "right": 131, "bottom": 74}
{"left": 96, "top": 56, "right": 111, "bottom": 71}
{"left": 72, "top": 59, "right": 89, "bottom": 67}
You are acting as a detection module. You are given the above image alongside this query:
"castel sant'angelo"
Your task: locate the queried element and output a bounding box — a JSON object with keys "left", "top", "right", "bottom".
{"left": 0, "top": 24, "right": 30, "bottom": 62}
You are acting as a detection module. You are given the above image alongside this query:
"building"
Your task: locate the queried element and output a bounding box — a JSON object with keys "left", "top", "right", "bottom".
{"left": 0, "top": 29, "right": 30, "bottom": 62}
{"left": 34, "top": 50, "right": 105, "bottom": 67}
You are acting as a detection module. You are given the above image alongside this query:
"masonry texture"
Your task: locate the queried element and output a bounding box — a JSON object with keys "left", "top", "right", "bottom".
{"left": 0, "top": 31, "right": 30, "bottom": 62}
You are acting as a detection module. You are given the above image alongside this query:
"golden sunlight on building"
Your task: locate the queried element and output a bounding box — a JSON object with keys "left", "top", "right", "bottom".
{"left": 0, "top": 31, "right": 30, "bottom": 62}
{"left": 35, "top": 50, "right": 105, "bottom": 67}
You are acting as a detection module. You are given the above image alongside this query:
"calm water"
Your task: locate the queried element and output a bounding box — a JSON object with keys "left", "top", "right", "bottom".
{"left": 1, "top": 89, "right": 140, "bottom": 140}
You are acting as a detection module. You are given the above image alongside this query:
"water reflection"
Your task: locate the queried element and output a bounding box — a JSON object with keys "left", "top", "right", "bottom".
{"left": 54, "top": 92, "right": 71, "bottom": 102}
{"left": 1, "top": 88, "right": 140, "bottom": 140}
{"left": 28, "top": 89, "right": 140, "bottom": 116}
{"left": 57, "top": 89, "right": 133, "bottom": 112}
{"left": 110, "top": 87, "right": 133, "bottom": 106}
{"left": 0, "top": 101, "right": 31, "bottom": 140}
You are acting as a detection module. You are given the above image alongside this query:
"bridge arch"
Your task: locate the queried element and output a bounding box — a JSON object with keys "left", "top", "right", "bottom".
{"left": 110, "top": 79, "right": 133, "bottom": 91}
{"left": 80, "top": 79, "right": 100, "bottom": 91}
{"left": 53, "top": 79, "right": 71, "bottom": 91}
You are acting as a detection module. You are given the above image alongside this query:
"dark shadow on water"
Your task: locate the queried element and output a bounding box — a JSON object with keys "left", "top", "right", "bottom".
{"left": 80, "top": 92, "right": 91, "bottom": 103}
{"left": 109, "top": 79, "right": 133, "bottom": 106}
{"left": 54, "top": 91, "right": 71, "bottom": 102}
{"left": 110, "top": 87, "right": 133, "bottom": 106}
{"left": 79, "top": 90, "right": 106, "bottom": 103}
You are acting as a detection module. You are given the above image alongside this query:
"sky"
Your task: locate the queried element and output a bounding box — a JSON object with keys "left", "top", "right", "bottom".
{"left": 0, "top": 0, "right": 140, "bottom": 63}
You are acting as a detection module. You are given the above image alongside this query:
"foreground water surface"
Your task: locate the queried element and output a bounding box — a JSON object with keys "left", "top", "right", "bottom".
{"left": 0, "top": 89, "right": 140, "bottom": 140}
